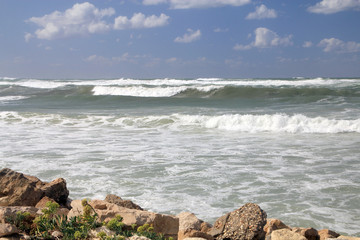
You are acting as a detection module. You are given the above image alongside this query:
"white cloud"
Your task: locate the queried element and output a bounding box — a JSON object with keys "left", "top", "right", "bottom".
{"left": 246, "top": 4, "right": 277, "bottom": 19}
{"left": 143, "top": 0, "right": 251, "bottom": 9}
{"left": 318, "top": 38, "right": 360, "bottom": 53}
{"left": 143, "top": 0, "right": 168, "bottom": 5}
{"left": 27, "top": 2, "right": 115, "bottom": 40}
{"left": 303, "top": 41, "right": 313, "bottom": 48}
{"left": 308, "top": 0, "right": 360, "bottom": 14}
{"left": 24, "top": 33, "right": 33, "bottom": 42}
{"left": 114, "top": 13, "right": 169, "bottom": 30}
{"left": 234, "top": 27, "right": 292, "bottom": 50}
{"left": 214, "top": 27, "right": 229, "bottom": 32}
{"left": 174, "top": 29, "right": 201, "bottom": 43}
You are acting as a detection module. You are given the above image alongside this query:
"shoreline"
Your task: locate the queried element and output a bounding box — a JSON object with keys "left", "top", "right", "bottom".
{"left": 1, "top": 168, "right": 359, "bottom": 240}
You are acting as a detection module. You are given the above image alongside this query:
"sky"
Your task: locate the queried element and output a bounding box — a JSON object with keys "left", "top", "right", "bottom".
{"left": 1, "top": 0, "right": 360, "bottom": 79}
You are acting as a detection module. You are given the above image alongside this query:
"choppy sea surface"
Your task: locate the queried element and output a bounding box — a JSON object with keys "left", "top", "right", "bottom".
{"left": 1, "top": 77, "right": 359, "bottom": 236}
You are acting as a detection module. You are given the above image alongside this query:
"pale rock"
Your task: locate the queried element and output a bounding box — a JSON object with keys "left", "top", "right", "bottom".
{"left": 177, "top": 212, "right": 212, "bottom": 240}
{"left": 89, "top": 226, "right": 116, "bottom": 238}
{"left": 292, "top": 227, "right": 319, "bottom": 240}
{"left": 127, "top": 235, "right": 151, "bottom": 240}
{"left": 336, "top": 236, "right": 360, "bottom": 240}
{"left": 271, "top": 229, "right": 307, "bottom": 240}
{"left": 105, "top": 194, "right": 143, "bottom": 210}
{"left": 318, "top": 229, "right": 340, "bottom": 240}
{"left": 264, "top": 218, "right": 290, "bottom": 237}
{"left": 68, "top": 199, "right": 179, "bottom": 239}
{"left": 51, "top": 230, "right": 63, "bottom": 239}
{"left": 0, "top": 224, "right": 19, "bottom": 237}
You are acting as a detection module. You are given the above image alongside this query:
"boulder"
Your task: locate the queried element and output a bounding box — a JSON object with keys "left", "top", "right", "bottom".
{"left": 209, "top": 203, "right": 267, "bottom": 240}
{"left": 89, "top": 226, "right": 116, "bottom": 239}
{"left": 317, "top": 229, "right": 340, "bottom": 240}
{"left": 271, "top": 229, "right": 307, "bottom": 240}
{"left": 68, "top": 199, "right": 179, "bottom": 239}
{"left": 128, "top": 235, "right": 152, "bottom": 240}
{"left": 0, "top": 168, "right": 69, "bottom": 207}
{"left": 0, "top": 224, "right": 19, "bottom": 237}
{"left": 263, "top": 218, "right": 290, "bottom": 237}
{"left": 105, "top": 194, "right": 143, "bottom": 210}
{"left": 177, "top": 212, "right": 213, "bottom": 240}
{"left": 292, "top": 227, "right": 319, "bottom": 240}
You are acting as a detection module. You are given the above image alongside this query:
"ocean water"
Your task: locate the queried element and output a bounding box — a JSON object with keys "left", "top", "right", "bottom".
{"left": 0, "top": 77, "right": 359, "bottom": 236}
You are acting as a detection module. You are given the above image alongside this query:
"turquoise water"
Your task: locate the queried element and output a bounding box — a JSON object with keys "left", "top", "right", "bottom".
{"left": 0, "top": 77, "right": 359, "bottom": 236}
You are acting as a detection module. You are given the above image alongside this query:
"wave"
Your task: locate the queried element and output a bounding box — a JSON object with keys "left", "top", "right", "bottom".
{"left": 1, "top": 111, "right": 359, "bottom": 134}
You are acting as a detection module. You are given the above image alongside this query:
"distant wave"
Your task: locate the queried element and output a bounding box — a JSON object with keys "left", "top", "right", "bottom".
{"left": 1, "top": 111, "right": 359, "bottom": 134}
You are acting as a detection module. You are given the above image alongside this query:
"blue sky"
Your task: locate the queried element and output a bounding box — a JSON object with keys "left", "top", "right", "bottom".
{"left": 1, "top": 0, "right": 360, "bottom": 78}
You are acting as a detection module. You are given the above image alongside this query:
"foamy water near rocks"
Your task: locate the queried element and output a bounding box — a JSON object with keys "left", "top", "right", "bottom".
{"left": 0, "top": 168, "right": 359, "bottom": 240}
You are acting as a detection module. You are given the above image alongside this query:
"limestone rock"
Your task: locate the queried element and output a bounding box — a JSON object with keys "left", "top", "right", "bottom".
{"left": 127, "top": 235, "right": 151, "bottom": 240}
{"left": 177, "top": 212, "right": 213, "bottom": 240}
{"left": 292, "top": 227, "right": 319, "bottom": 240}
{"left": 51, "top": 230, "right": 63, "bottom": 239}
{"left": 0, "top": 168, "right": 69, "bottom": 207}
{"left": 264, "top": 218, "right": 290, "bottom": 237}
{"left": 68, "top": 199, "right": 179, "bottom": 239}
{"left": 0, "top": 224, "right": 19, "bottom": 237}
{"left": 336, "top": 236, "right": 360, "bottom": 240}
{"left": 210, "top": 203, "right": 267, "bottom": 240}
{"left": 105, "top": 194, "right": 143, "bottom": 210}
{"left": 89, "top": 226, "right": 116, "bottom": 239}
{"left": 318, "top": 229, "right": 340, "bottom": 240}
{"left": 271, "top": 229, "right": 307, "bottom": 240}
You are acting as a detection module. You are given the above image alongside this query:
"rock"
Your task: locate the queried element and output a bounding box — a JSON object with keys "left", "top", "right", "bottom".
{"left": 128, "top": 235, "right": 151, "bottom": 240}
{"left": 40, "top": 178, "right": 69, "bottom": 206}
{"left": 292, "top": 227, "right": 319, "bottom": 240}
{"left": 89, "top": 226, "right": 116, "bottom": 239}
{"left": 264, "top": 218, "right": 290, "bottom": 238}
{"left": 177, "top": 212, "right": 213, "bottom": 240}
{"left": 51, "top": 230, "right": 63, "bottom": 239}
{"left": 0, "top": 168, "right": 69, "bottom": 207}
{"left": 183, "top": 238, "right": 208, "bottom": 240}
{"left": 210, "top": 203, "right": 267, "bottom": 240}
{"left": 0, "top": 224, "right": 19, "bottom": 237}
{"left": 318, "top": 229, "right": 340, "bottom": 240}
{"left": 105, "top": 194, "right": 143, "bottom": 210}
{"left": 0, "top": 235, "right": 22, "bottom": 240}
{"left": 271, "top": 229, "right": 307, "bottom": 240}
{"left": 0, "top": 207, "right": 40, "bottom": 224}
{"left": 336, "top": 236, "right": 360, "bottom": 240}
{"left": 68, "top": 199, "right": 179, "bottom": 239}
{"left": 35, "top": 196, "right": 56, "bottom": 208}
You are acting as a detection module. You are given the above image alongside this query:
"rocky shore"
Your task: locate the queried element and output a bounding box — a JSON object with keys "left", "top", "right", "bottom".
{"left": 0, "top": 168, "right": 358, "bottom": 240}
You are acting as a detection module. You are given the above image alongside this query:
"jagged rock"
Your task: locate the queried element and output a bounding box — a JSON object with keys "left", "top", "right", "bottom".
{"left": 271, "top": 229, "right": 307, "bottom": 240}
{"left": 210, "top": 203, "right": 267, "bottom": 240}
{"left": 105, "top": 194, "right": 143, "bottom": 210}
{"left": 264, "top": 218, "right": 290, "bottom": 238}
{"left": 68, "top": 199, "right": 179, "bottom": 239}
{"left": 0, "top": 224, "right": 19, "bottom": 237}
{"left": 292, "top": 227, "right": 319, "bottom": 240}
{"left": 177, "top": 212, "right": 213, "bottom": 240}
{"left": 0, "top": 168, "right": 69, "bottom": 207}
{"left": 318, "top": 229, "right": 340, "bottom": 240}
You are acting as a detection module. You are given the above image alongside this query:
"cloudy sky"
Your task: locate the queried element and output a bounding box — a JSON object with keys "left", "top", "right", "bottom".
{"left": 1, "top": 0, "right": 360, "bottom": 78}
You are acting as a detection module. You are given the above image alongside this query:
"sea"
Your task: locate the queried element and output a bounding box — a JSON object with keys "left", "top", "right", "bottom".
{"left": 0, "top": 77, "right": 359, "bottom": 236}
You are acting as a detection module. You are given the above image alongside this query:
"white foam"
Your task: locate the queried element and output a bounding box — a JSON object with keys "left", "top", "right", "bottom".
{"left": 0, "top": 96, "right": 29, "bottom": 102}
{"left": 1, "top": 111, "right": 359, "bottom": 134}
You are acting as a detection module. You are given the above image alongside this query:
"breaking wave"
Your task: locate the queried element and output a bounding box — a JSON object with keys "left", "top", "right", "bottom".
{"left": 1, "top": 111, "right": 359, "bottom": 134}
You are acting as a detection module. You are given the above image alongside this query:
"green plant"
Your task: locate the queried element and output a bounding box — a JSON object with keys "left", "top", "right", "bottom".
{"left": 5, "top": 211, "right": 33, "bottom": 233}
